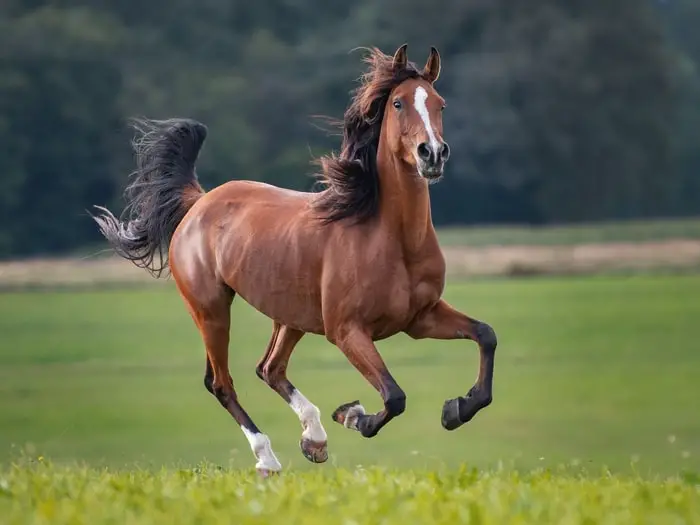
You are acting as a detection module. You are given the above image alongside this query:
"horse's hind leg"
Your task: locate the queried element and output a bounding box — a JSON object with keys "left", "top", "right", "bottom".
{"left": 179, "top": 282, "right": 282, "bottom": 476}
{"left": 256, "top": 322, "right": 328, "bottom": 464}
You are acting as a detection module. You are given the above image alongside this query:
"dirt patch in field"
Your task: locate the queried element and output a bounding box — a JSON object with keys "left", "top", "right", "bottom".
{"left": 0, "top": 255, "right": 162, "bottom": 290}
{"left": 1, "top": 239, "right": 700, "bottom": 289}
{"left": 441, "top": 239, "right": 700, "bottom": 278}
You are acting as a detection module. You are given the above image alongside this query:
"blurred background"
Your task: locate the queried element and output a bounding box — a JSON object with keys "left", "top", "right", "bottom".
{"left": 1, "top": 0, "right": 699, "bottom": 476}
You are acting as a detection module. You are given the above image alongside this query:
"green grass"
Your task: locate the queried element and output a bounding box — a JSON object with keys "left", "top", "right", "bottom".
{"left": 436, "top": 216, "right": 700, "bottom": 246}
{"left": 1, "top": 274, "right": 699, "bottom": 522}
{"left": 1, "top": 274, "right": 699, "bottom": 474}
{"left": 1, "top": 461, "right": 699, "bottom": 525}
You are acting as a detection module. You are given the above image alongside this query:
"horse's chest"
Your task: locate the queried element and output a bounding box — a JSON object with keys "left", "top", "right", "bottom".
{"left": 369, "top": 266, "right": 443, "bottom": 338}
{"left": 410, "top": 278, "right": 442, "bottom": 310}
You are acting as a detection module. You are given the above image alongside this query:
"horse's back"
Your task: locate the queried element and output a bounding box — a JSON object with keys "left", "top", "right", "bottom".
{"left": 199, "top": 179, "right": 310, "bottom": 205}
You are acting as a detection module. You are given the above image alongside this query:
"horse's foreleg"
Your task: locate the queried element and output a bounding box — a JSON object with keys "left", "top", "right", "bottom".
{"left": 256, "top": 323, "right": 328, "bottom": 464}
{"left": 405, "top": 299, "right": 497, "bottom": 431}
{"left": 330, "top": 329, "right": 406, "bottom": 438}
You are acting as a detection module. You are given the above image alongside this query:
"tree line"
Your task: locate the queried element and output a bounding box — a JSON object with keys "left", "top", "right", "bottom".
{"left": 1, "top": 0, "right": 698, "bottom": 257}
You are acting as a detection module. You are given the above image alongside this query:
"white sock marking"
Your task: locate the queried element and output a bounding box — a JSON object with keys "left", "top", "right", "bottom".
{"left": 240, "top": 426, "right": 282, "bottom": 472}
{"left": 344, "top": 404, "right": 366, "bottom": 431}
{"left": 414, "top": 86, "right": 441, "bottom": 156}
{"left": 289, "top": 390, "right": 327, "bottom": 443}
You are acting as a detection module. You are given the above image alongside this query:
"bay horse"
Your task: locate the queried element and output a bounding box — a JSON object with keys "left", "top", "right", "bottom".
{"left": 92, "top": 44, "right": 497, "bottom": 476}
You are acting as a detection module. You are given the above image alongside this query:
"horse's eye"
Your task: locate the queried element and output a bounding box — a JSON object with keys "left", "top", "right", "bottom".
{"left": 441, "top": 104, "right": 446, "bottom": 111}
{"left": 393, "top": 99, "right": 402, "bottom": 110}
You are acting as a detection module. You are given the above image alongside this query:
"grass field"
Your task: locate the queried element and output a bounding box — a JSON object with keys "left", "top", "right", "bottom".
{"left": 2, "top": 462, "right": 699, "bottom": 524}
{"left": 1, "top": 274, "right": 699, "bottom": 522}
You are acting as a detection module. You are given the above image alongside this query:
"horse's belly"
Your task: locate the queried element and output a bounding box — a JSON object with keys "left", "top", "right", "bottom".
{"left": 224, "top": 263, "right": 325, "bottom": 334}
{"left": 248, "top": 290, "right": 325, "bottom": 334}
{"left": 221, "top": 243, "right": 326, "bottom": 334}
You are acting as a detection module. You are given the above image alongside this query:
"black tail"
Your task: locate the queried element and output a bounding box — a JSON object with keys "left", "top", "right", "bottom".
{"left": 91, "top": 117, "right": 207, "bottom": 278}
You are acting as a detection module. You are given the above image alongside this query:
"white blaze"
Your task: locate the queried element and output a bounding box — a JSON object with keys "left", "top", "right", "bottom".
{"left": 240, "top": 426, "right": 282, "bottom": 472}
{"left": 414, "top": 86, "right": 441, "bottom": 155}
{"left": 289, "top": 390, "right": 327, "bottom": 443}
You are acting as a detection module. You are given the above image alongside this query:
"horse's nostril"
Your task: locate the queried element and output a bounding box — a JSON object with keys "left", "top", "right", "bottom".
{"left": 440, "top": 142, "right": 450, "bottom": 161}
{"left": 417, "top": 143, "right": 431, "bottom": 162}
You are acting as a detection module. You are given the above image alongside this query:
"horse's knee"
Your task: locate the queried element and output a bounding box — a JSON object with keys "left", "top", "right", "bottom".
{"left": 476, "top": 322, "right": 497, "bottom": 353}
{"left": 385, "top": 389, "right": 406, "bottom": 417}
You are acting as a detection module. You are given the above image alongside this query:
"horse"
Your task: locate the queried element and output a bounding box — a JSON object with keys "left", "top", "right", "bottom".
{"left": 91, "top": 44, "right": 498, "bottom": 477}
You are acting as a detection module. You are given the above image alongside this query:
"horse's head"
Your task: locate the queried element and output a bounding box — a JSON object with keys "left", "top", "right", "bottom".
{"left": 383, "top": 44, "right": 449, "bottom": 182}
{"left": 314, "top": 44, "right": 451, "bottom": 224}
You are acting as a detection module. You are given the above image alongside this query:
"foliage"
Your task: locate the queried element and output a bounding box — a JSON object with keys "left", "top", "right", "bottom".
{"left": 1, "top": 460, "right": 699, "bottom": 524}
{"left": 1, "top": 0, "right": 699, "bottom": 257}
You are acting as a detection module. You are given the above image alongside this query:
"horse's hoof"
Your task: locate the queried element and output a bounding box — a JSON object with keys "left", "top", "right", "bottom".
{"left": 442, "top": 389, "right": 493, "bottom": 431}
{"left": 256, "top": 468, "right": 280, "bottom": 479}
{"left": 441, "top": 397, "right": 464, "bottom": 431}
{"left": 300, "top": 438, "right": 328, "bottom": 463}
{"left": 332, "top": 400, "right": 365, "bottom": 429}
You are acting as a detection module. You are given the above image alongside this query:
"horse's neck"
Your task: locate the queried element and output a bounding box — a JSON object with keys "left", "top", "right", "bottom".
{"left": 376, "top": 149, "right": 436, "bottom": 255}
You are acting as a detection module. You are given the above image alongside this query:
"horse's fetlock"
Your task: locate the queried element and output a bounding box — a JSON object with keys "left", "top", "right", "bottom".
{"left": 302, "top": 404, "right": 321, "bottom": 422}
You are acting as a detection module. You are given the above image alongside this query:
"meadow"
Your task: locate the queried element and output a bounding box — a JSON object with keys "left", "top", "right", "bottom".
{"left": 2, "top": 461, "right": 699, "bottom": 524}
{"left": 1, "top": 273, "right": 699, "bottom": 522}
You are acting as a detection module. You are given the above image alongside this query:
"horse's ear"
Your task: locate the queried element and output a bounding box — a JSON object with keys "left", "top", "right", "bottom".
{"left": 423, "top": 46, "right": 441, "bottom": 83}
{"left": 392, "top": 43, "right": 408, "bottom": 70}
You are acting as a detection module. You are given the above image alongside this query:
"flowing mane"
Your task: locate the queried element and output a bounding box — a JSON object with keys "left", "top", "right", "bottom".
{"left": 312, "top": 47, "right": 428, "bottom": 224}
